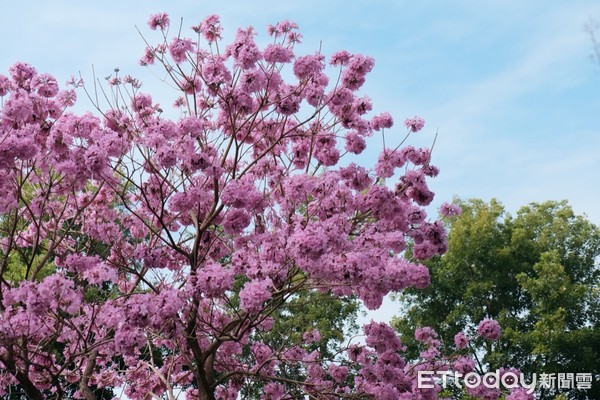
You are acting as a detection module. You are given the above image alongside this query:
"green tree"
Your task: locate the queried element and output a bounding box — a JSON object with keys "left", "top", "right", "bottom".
{"left": 392, "top": 199, "right": 600, "bottom": 400}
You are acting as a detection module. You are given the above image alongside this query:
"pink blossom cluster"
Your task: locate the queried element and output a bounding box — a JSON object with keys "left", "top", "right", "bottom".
{"left": 0, "top": 13, "right": 519, "bottom": 400}
{"left": 440, "top": 201, "right": 462, "bottom": 217}
{"left": 454, "top": 332, "right": 470, "bottom": 349}
{"left": 148, "top": 12, "right": 170, "bottom": 31}
{"left": 477, "top": 318, "right": 502, "bottom": 340}
{"left": 405, "top": 115, "right": 426, "bottom": 132}
{"left": 453, "top": 356, "right": 476, "bottom": 374}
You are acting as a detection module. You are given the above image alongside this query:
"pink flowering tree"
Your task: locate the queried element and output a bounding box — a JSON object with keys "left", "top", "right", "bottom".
{"left": 0, "top": 13, "right": 519, "bottom": 400}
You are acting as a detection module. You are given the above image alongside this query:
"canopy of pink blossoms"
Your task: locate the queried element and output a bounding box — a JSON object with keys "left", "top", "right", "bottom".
{"left": 0, "top": 13, "right": 516, "bottom": 400}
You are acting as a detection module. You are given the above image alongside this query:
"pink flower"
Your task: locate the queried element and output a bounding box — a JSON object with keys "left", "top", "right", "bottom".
{"left": 293, "top": 53, "right": 325, "bottom": 79}
{"left": 32, "top": 73, "right": 58, "bottom": 97}
{"left": 406, "top": 263, "right": 430, "bottom": 288}
{"left": 302, "top": 329, "right": 321, "bottom": 343}
{"left": 0, "top": 74, "right": 11, "bottom": 96}
{"left": 169, "top": 37, "right": 195, "bottom": 64}
{"left": 196, "top": 14, "right": 222, "bottom": 42}
{"left": 196, "top": 262, "right": 234, "bottom": 297}
{"left": 226, "top": 28, "right": 262, "bottom": 69}
{"left": 342, "top": 55, "right": 374, "bottom": 90}
{"left": 275, "top": 84, "right": 301, "bottom": 116}
{"left": 131, "top": 93, "right": 153, "bottom": 112}
{"left": 264, "top": 44, "right": 294, "bottom": 63}
{"left": 364, "top": 321, "right": 402, "bottom": 353}
{"left": 344, "top": 131, "right": 366, "bottom": 154}
{"left": 453, "top": 356, "right": 475, "bottom": 374}
{"left": 201, "top": 56, "right": 232, "bottom": 90}
{"left": 375, "top": 148, "right": 403, "bottom": 178}
{"left": 370, "top": 112, "right": 394, "bottom": 131}
{"left": 148, "top": 12, "right": 170, "bottom": 30}
{"left": 140, "top": 47, "right": 155, "bottom": 66}
{"left": 222, "top": 209, "right": 251, "bottom": 234}
{"left": 9, "top": 62, "right": 37, "bottom": 90}
{"left": 454, "top": 332, "right": 469, "bottom": 349}
{"left": 477, "top": 318, "right": 502, "bottom": 340}
{"left": 440, "top": 202, "right": 462, "bottom": 218}
{"left": 240, "top": 69, "right": 267, "bottom": 93}
{"left": 330, "top": 50, "right": 352, "bottom": 66}
{"left": 239, "top": 278, "right": 273, "bottom": 314}
{"left": 339, "top": 163, "right": 372, "bottom": 191}
{"left": 262, "top": 382, "right": 285, "bottom": 399}
{"left": 414, "top": 326, "right": 438, "bottom": 343}
{"left": 267, "top": 20, "right": 299, "bottom": 37}
{"left": 56, "top": 89, "right": 77, "bottom": 107}
{"left": 404, "top": 116, "right": 425, "bottom": 132}
{"left": 313, "top": 134, "right": 340, "bottom": 166}
{"left": 2, "top": 89, "right": 34, "bottom": 124}
{"left": 328, "top": 365, "right": 349, "bottom": 382}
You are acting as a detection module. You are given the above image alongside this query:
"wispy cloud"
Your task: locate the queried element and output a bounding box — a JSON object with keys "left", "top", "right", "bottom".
{"left": 416, "top": 3, "right": 600, "bottom": 223}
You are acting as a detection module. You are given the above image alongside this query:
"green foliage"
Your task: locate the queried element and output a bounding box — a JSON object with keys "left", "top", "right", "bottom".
{"left": 392, "top": 199, "right": 600, "bottom": 400}
{"left": 262, "top": 289, "right": 360, "bottom": 357}
{"left": 240, "top": 288, "right": 360, "bottom": 398}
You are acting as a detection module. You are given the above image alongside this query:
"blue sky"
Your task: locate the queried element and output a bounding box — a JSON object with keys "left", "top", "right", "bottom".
{"left": 2, "top": 1, "right": 599, "bottom": 321}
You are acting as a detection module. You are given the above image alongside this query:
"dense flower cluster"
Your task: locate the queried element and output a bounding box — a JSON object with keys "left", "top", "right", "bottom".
{"left": 405, "top": 115, "right": 426, "bottom": 132}
{"left": 477, "top": 318, "right": 502, "bottom": 340}
{"left": 454, "top": 332, "right": 470, "bottom": 349}
{"left": 440, "top": 201, "right": 462, "bottom": 218}
{"left": 0, "top": 13, "right": 514, "bottom": 400}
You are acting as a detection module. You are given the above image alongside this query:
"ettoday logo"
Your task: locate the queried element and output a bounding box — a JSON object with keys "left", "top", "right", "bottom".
{"left": 417, "top": 370, "right": 593, "bottom": 394}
